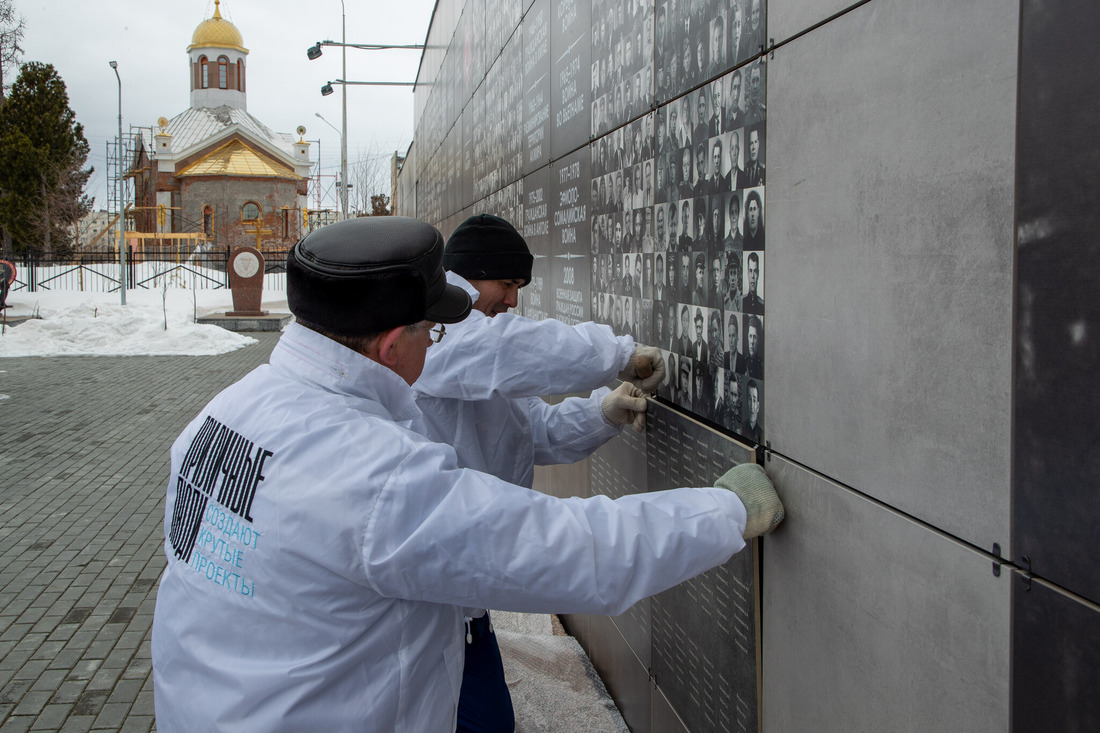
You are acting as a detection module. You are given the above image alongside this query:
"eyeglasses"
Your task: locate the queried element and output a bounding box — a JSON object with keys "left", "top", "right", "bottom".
{"left": 410, "top": 323, "right": 446, "bottom": 344}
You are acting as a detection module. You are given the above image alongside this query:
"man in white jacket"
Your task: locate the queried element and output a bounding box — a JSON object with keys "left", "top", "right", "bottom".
{"left": 414, "top": 213, "right": 669, "bottom": 732}
{"left": 151, "top": 217, "right": 784, "bottom": 732}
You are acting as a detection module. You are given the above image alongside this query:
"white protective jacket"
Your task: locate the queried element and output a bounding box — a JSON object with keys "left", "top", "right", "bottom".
{"left": 152, "top": 324, "right": 747, "bottom": 732}
{"left": 414, "top": 272, "right": 636, "bottom": 487}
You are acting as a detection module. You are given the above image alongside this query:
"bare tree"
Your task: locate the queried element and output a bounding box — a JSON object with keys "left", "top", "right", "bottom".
{"left": 348, "top": 148, "right": 393, "bottom": 216}
{"left": 0, "top": 0, "right": 24, "bottom": 101}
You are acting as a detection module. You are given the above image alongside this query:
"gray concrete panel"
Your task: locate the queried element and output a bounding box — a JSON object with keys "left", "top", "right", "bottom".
{"left": 768, "top": 0, "right": 863, "bottom": 45}
{"left": 762, "top": 457, "right": 1010, "bottom": 733}
{"left": 763, "top": 0, "right": 1018, "bottom": 550}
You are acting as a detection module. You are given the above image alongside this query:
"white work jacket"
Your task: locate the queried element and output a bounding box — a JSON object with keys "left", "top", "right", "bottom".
{"left": 152, "top": 323, "right": 746, "bottom": 732}
{"left": 414, "top": 272, "right": 636, "bottom": 487}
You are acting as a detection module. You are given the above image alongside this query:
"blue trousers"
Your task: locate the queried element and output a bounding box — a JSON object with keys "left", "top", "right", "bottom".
{"left": 457, "top": 612, "right": 515, "bottom": 733}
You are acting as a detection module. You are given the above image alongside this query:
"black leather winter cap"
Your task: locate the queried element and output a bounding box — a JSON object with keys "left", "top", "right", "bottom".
{"left": 288, "top": 217, "right": 472, "bottom": 336}
{"left": 443, "top": 214, "right": 533, "bottom": 285}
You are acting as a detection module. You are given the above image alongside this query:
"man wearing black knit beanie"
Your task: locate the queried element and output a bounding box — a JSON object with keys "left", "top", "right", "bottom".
{"left": 442, "top": 213, "right": 532, "bottom": 317}
{"left": 417, "top": 212, "right": 666, "bottom": 733}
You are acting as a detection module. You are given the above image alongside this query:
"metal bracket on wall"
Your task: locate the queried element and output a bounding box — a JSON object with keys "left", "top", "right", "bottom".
{"left": 991, "top": 543, "right": 1002, "bottom": 577}
{"left": 1019, "top": 555, "right": 1032, "bottom": 591}
{"left": 769, "top": 37, "right": 776, "bottom": 60}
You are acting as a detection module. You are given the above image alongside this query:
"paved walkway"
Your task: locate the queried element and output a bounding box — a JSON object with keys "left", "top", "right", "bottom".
{"left": 0, "top": 333, "right": 282, "bottom": 732}
{"left": 0, "top": 331, "right": 627, "bottom": 733}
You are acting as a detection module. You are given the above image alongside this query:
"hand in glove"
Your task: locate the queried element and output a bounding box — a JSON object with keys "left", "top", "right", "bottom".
{"left": 618, "top": 345, "right": 666, "bottom": 393}
{"left": 601, "top": 382, "right": 649, "bottom": 432}
{"left": 715, "top": 463, "right": 785, "bottom": 539}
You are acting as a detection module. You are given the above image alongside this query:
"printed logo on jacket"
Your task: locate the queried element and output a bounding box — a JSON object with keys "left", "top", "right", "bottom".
{"left": 168, "top": 416, "right": 273, "bottom": 598}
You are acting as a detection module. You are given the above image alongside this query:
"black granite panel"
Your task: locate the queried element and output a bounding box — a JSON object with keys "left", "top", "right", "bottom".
{"left": 570, "top": 612, "right": 653, "bottom": 733}
{"left": 550, "top": 0, "right": 593, "bottom": 159}
{"left": 523, "top": 0, "right": 553, "bottom": 175}
{"left": 520, "top": 166, "right": 552, "bottom": 320}
{"left": 1013, "top": 576, "right": 1100, "bottom": 732}
{"left": 550, "top": 148, "right": 593, "bottom": 323}
{"left": 647, "top": 402, "right": 758, "bottom": 733}
{"left": 1013, "top": 0, "right": 1100, "bottom": 604}
{"left": 500, "top": 38, "right": 525, "bottom": 188}
{"left": 589, "top": 420, "right": 651, "bottom": 667}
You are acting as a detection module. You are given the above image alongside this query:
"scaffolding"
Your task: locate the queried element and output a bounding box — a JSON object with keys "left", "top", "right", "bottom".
{"left": 104, "top": 124, "right": 153, "bottom": 241}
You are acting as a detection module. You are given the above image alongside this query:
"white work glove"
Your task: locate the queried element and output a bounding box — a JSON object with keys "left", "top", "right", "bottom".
{"left": 601, "top": 382, "right": 649, "bottom": 432}
{"left": 618, "top": 344, "right": 665, "bottom": 393}
{"left": 714, "top": 463, "right": 785, "bottom": 539}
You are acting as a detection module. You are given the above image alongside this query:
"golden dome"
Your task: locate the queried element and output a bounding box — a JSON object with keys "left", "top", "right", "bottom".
{"left": 189, "top": 0, "right": 248, "bottom": 53}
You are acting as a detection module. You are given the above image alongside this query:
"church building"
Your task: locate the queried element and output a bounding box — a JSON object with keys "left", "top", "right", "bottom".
{"left": 129, "top": 0, "right": 312, "bottom": 252}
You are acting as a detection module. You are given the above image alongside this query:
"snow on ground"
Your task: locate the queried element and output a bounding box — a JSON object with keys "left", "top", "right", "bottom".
{"left": 0, "top": 288, "right": 286, "bottom": 358}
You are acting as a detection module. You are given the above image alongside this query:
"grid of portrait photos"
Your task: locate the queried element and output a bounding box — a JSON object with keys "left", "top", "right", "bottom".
{"left": 656, "top": 0, "right": 766, "bottom": 98}
{"left": 591, "top": 59, "right": 767, "bottom": 443}
{"left": 591, "top": 0, "right": 655, "bottom": 139}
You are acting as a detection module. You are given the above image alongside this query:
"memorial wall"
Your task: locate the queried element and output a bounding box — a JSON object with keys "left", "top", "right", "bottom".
{"left": 399, "top": 0, "right": 1100, "bottom": 730}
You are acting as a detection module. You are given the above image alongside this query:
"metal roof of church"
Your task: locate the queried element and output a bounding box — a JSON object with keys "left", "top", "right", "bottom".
{"left": 140, "top": 105, "right": 299, "bottom": 168}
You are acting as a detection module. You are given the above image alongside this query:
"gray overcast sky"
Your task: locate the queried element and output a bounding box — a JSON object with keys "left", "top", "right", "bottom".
{"left": 14, "top": 0, "right": 438, "bottom": 210}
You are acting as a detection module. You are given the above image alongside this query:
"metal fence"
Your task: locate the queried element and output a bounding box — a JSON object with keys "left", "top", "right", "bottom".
{"left": 8, "top": 247, "right": 291, "bottom": 293}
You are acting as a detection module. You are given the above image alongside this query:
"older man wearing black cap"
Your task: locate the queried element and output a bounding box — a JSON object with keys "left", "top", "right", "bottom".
{"left": 152, "top": 217, "right": 783, "bottom": 733}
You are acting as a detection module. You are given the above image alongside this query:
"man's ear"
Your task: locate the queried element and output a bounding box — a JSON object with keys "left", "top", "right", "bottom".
{"left": 372, "top": 326, "right": 407, "bottom": 368}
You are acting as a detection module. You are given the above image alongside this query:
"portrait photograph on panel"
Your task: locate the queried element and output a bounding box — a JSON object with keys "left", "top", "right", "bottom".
{"left": 673, "top": 354, "right": 694, "bottom": 409}
{"left": 689, "top": 250, "right": 708, "bottom": 306}
{"left": 742, "top": 311, "right": 763, "bottom": 382}
{"left": 722, "top": 249, "right": 742, "bottom": 313}
{"left": 708, "top": 248, "right": 725, "bottom": 309}
{"left": 660, "top": 349, "right": 676, "bottom": 401}
{"left": 741, "top": 249, "right": 764, "bottom": 316}
{"left": 743, "top": 186, "right": 764, "bottom": 251}
{"left": 741, "top": 374, "right": 763, "bottom": 443}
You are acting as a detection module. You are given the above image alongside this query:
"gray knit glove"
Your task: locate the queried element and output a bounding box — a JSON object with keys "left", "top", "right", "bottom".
{"left": 715, "top": 463, "right": 785, "bottom": 539}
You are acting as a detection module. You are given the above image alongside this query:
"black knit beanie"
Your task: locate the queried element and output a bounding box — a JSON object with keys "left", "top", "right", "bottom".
{"left": 443, "top": 214, "right": 533, "bottom": 285}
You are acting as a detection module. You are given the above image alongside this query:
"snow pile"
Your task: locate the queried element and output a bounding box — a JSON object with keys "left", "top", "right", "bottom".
{"left": 0, "top": 289, "right": 277, "bottom": 357}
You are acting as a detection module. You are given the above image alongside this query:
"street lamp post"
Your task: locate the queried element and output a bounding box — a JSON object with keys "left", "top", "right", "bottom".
{"left": 339, "top": 0, "right": 348, "bottom": 220}
{"left": 109, "top": 60, "right": 126, "bottom": 305}
{"left": 305, "top": 14, "right": 423, "bottom": 219}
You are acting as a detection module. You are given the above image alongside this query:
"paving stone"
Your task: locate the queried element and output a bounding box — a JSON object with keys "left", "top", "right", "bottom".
{"left": 0, "top": 335, "right": 297, "bottom": 730}
{"left": 29, "top": 702, "right": 70, "bottom": 730}
{"left": 58, "top": 715, "right": 95, "bottom": 733}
